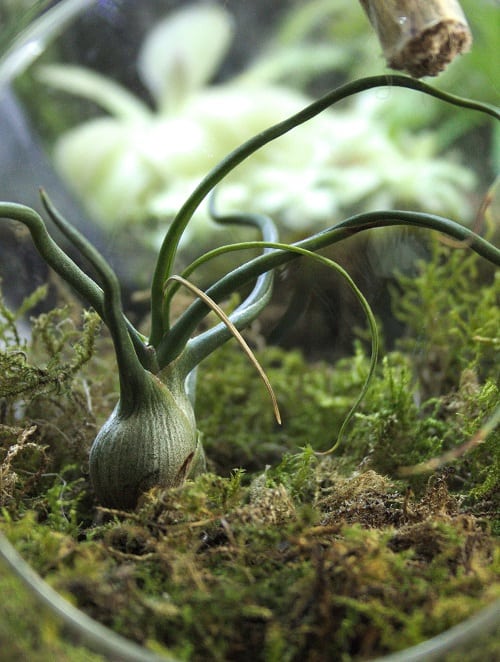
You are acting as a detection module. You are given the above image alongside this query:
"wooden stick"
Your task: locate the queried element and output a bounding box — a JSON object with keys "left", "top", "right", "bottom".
{"left": 359, "top": 0, "right": 472, "bottom": 77}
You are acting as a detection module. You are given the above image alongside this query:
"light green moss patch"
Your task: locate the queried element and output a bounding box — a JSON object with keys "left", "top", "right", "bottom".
{"left": 0, "top": 235, "right": 498, "bottom": 659}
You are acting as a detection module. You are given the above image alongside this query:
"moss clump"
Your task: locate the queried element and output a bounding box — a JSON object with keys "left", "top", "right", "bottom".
{"left": 0, "top": 284, "right": 114, "bottom": 519}
{"left": 0, "top": 560, "right": 103, "bottom": 661}
{"left": 196, "top": 342, "right": 370, "bottom": 474}
{"left": 0, "top": 233, "right": 499, "bottom": 659}
{"left": 390, "top": 235, "right": 499, "bottom": 510}
{"left": 392, "top": 234, "right": 499, "bottom": 396}
{"left": 1, "top": 466, "right": 498, "bottom": 661}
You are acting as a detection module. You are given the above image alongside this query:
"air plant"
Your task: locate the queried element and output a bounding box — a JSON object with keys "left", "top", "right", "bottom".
{"left": 0, "top": 74, "right": 499, "bottom": 511}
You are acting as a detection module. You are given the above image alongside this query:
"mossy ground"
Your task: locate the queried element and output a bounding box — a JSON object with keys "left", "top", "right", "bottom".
{"left": 0, "top": 235, "right": 499, "bottom": 660}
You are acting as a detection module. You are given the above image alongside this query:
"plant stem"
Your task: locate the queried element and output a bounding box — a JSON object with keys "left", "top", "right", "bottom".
{"left": 0, "top": 201, "right": 149, "bottom": 408}
{"left": 149, "top": 74, "right": 499, "bottom": 347}
{"left": 166, "top": 274, "right": 281, "bottom": 425}
{"left": 162, "top": 206, "right": 277, "bottom": 334}
{"left": 157, "top": 210, "right": 500, "bottom": 367}
{"left": 165, "top": 210, "right": 277, "bottom": 369}
{"left": 40, "top": 204, "right": 150, "bottom": 410}
{"left": 0, "top": 202, "right": 104, "bottom": 312}
{"left": 40, "top": 190, "right": 155, "bottom": 372}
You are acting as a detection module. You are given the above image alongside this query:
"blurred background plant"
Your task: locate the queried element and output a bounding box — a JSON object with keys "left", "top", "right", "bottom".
{"left": 0, "top": 0, "right": 52, "bottom": 55}
{"left": 12, "top": 0, "right": 496, "bottom": 259}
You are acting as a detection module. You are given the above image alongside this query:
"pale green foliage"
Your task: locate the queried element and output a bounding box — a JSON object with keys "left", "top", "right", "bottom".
{"left": 393, "top": 235, "right": 499, "bottom": 395}
{"left": 0, "top": 283, "right": 46, "bottom": 347}
{"left": 348, "top": 353, "right": 444, "bottom": 480}
{"left": 0, "top": 288, "right": 100, "bottom": 399}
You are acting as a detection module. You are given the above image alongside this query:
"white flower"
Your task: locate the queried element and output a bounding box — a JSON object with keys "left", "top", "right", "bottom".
{"left": 38, "top": 2, "right": 475, "bottom": 248}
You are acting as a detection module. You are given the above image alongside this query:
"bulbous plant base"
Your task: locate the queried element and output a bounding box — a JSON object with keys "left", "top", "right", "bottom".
{"left": 89, "top": 371, "right": 205, "bottom": 510}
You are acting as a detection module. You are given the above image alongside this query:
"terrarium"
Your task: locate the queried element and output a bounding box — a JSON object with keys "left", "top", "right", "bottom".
{"left": 0, "top": 1, "right": 499, "bottom": 660}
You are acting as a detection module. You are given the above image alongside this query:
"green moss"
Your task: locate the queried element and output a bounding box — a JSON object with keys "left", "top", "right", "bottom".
{"left": 196, "top": 342, "right": 371, "bottom": 474}
{"left": 0, "top": 285, "right": 101, "bottom": 400}
{"left": 392, "top": 235, "right": 499, "bottom": 396}
{"left": 345, "top": 352, "right": 444, "bottom": 482}
{"left": 0, "top": 284, "right": 116, "bottom": 519}
{"left": 0, "top": 231, "right": 499, "bottom": 659}
{"left": 0, "top": 559, "right": 103, "bottom": 661}
{"left": 5, "top": 468, "right": 497, "bottom": 661}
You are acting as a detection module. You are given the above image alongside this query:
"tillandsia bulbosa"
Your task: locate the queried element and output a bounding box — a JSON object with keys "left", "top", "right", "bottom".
{"left": 1, "top": 75, "right": 499, "bottom": 510}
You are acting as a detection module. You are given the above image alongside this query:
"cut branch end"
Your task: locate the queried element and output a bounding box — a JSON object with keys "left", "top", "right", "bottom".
{"left": 359, "top": 0, "right": 472, "bottom": 77}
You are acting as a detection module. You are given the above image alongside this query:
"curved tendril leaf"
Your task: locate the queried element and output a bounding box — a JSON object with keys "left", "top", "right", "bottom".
{"left": 331, "top": 212, "right": 500, "bottom": 264}
{"left": 0, "top": 201, "right": 103, "bottom": 311}
{"left": 172, "top": 243, "right": 379, "bottom": 453}
{"left": 149, "top": 73, "right": 499, "bottom": 347}
{"left": 0, "top": 201, "right": 137, "bottom": 391}
{"left": 36, "top": 191, "right": 148, "bottom": 403}
{"left": 157, "top": 209, "right": 500, "bottom": 369}
{"left": 181, "top": 208, "right": 278, "bottom": 368}
{"left": 184, "top": 266, "right": 273, "bottom": 371}
{"left": 165, "top": 274, "right": 281, "bottom": 425}
{"left": 162, "top": 204, "right": 278, "bottom": 334}
{"left": 39, "top": 189, "right": 153, "bottom": 371}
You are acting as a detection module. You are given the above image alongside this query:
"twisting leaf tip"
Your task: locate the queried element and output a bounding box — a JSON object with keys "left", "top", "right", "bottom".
{"left": 165, "top": 275, "right": 282, "bottom": 425}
